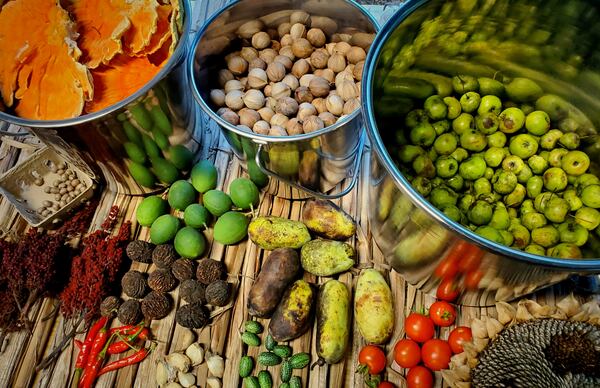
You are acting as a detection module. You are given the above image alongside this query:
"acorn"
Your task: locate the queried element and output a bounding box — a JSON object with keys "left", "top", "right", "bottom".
{"left": 148, "top": 269, "right": 177, "bottom": 292}
{"left": 152, "top": 244, "right": 178, "bottom": 269}
{"left": 100, "top": 296, "right": 121, "bottom": 318}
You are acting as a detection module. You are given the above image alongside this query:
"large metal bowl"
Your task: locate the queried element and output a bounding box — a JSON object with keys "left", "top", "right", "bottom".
{"left": 0, "top": 0, "right": 198, "bottom": 195}
{"left": 189, "top": 0, "right": 378, "bottom": 199}
{"left": 363, "top": 0, "right": 600, "bottom": 305}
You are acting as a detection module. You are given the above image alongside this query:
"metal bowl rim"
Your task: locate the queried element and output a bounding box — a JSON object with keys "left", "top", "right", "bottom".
{"left": 362, "top": 0, "right": 600, "bottom": 270}
{"left": 188, "top": 0, "right": 379, "bottom": 144}
{"left": 0, "top": 0, "right": 193, "bottom": 128}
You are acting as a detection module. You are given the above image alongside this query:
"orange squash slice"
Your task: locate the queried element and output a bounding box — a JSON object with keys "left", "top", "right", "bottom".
{"left": 85, "top": 54, "right": 159, "bottom": 113}
{"left": 136, "top": 4, "right": 172, "bottom": 56}
{"left": 0, "top": 0, "right": 93, "bottom": 120}
{"left": 122, "top": 0, "right": 160, "bottom": 54}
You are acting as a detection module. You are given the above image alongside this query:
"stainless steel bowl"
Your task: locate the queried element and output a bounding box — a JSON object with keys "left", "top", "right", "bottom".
{"left": 363, "top": 0, "right": 600, "bottom": 305}
{"left": 189, "top": 0, "right": 378, "bottom": 199}
{"left": 0, "top": 0, "right": 198, "bottom": 195}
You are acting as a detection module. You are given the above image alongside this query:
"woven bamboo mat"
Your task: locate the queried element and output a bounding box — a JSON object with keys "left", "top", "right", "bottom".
{"left": 0, "top": 119, "right": 586, "bottom": 388}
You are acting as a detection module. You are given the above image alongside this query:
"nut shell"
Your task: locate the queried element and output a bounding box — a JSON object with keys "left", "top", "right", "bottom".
{"left": 176, "top": 303, "right": 210, "bottom": 329}
{"left": 126, "top": 240, "right": 153, "bottom": 263}
{"left": 196, "top": 259, "right": 225, "bottom": 285}
{"left": 172, "top": 259, "right": 195, "bottom": 282}
{"left": 148, "top": 269, "right": 178, "bottom": 292}
{"left": 121, "top": 270, "right": 148, "bottom": 299}
{"left": 118, "top": 299, "right": 142, "bottom": 325}
{"left": 205, "top": 281, "right": 231, "bottom": 307}
{"left": 141, "top": 291, "right": 172, "bottom": 320}
{"left": 100, "top": 296, "right": 121, "bottom": 317}
{"left": 152, "top": 244, "right": 178, "bottom": 269}
{"left": 180, "top": 279, "right": 206, "bottom": 304}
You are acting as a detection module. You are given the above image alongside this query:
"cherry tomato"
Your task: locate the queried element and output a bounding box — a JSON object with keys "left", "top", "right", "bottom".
{"left": 406, "top": 365, "right": 434, "bottom": 388}
{"left": 378, "top": 382, "right": 395, "bottom": 388}
{"left": 435, "top": 241, "right": 470, "bottom": 279}
{"left": 458, "top": 247, "right": 483, "bottom": 272}
{"left": 464, "top": 269, "right": 483, "bottom": 290}
{"left": 448, "top": 326, "right": 472, "bottom": 354}
{"left": 429, "top": 301, "right": 456, "bottom": 327}
{"left": 421, "top": 339, "right": 452, "bottom": 371}
{"left": 393, "top": 339, "right": 421, "bottom": 368}
{"left": 405, "top": 313, "right": 435, "bottom": 343}
{"left": 436, "top": 277, "right": 460, "bottom": 302}
{"left": 358, "top": 345, "right": 387, "bottom": 374}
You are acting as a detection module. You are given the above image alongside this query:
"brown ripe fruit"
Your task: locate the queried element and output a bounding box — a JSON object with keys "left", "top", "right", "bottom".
{"left": 205, "top": 280, "right": 231, "bottom": 307}
{"left": 118, "top": 299, "right": 142, "bottom": 325}
{"left": 152, "top": 244, "right": 178, "bottom": 269}
{"left": 176, "top": 303, "right": 210, "bottom": 329}
{"left": 148, "top": 269, "right": 178, "bottom": 292}
{"left": 100, "top": 296, "right": 121, "bottom": 318}
{"left": 196, "top": 259, "right": 225, "bottom": 285}
{"left": 172, "top": 258, "right": 195, "bottom": 282}
{"left": 126, "top": 240, "right": 153, "bottom": 263}
{"left": 180, "top": 279, "right": 206, "bottom": 304}
{"left": 121, "top": 270, "right": 148, "bottom": 299}
{"left": 141, "top": 291, "right": 172, "bottom": 321}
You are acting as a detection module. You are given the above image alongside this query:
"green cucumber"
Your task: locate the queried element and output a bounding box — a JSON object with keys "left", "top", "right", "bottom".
{"left": 289, "top": 353, "right": 310, "bottom": 369}
{"left": 289, "top": 376, "right": 302, "bottom": 388}
{"left": 244, "top": 376, "right": 260, "bottom": 388}
{"left": 239, "top": 356, "right": 254, "bottom": 378}
{"left": 257, "top": 352, "right": 282, "bottom": 366}
{"left": 272, "top": 345, "right": 292, "bottom": 359}
{"left": 280, "top": 360, "right": 292, "bottom": 382}
{"left": 241, "top": 332, "right": 261, "bottom": 347}
{"left": 244, "top": 320, "right": 264, "bottom": 334}
{"left": 258, "top": 370, "right": 273, "bottom": 388}
{"left": 265, "top": 334, "right": 277, "bottom": 351}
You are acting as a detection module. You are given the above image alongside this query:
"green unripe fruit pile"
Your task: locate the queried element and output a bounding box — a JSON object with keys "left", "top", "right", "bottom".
{"left": 388, "top": 75, "right": 599, "bottom": 258}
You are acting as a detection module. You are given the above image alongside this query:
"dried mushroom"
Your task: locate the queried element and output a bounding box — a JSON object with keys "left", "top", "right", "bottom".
{"left": 126, "top": 240, "right": 154, "bottom": 263}
{"left": 179, "top": 279, "right": 206, "bottom": 304}
{"left": 196, "top": 259, "right": 225, "bottom": 285}
{"left": 148, "top": 268, "right": 177, "bottom": 292}
{"left": 175, "top": 303, "right": 209, "bottom": 329}
{"left": 141, "top": 291, "right": 172, "bottom": 320}
{"left": 121, "top": 270, "right": 148, "bottom": 298}
{"left": 172, "top": 258, "right": 195, "bottom": 282}
{"left": 205, "top": 280, "right": 230, "bottom": 307}
{"left": 0, "top": 0, "right": 93, "bottom": 119}
{"left": 100, "top": 296, "right": 121, "bottom": 317}
{"left": 152, "top": 244, "right": 178, "bottom": 269}
{"left": 118, "top": 299, "right": 142, "bottom": 325}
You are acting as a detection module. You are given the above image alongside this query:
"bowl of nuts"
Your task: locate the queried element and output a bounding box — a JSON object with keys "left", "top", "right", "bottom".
{"left": 189, "top": 0, "right": 378, "bottom": 199}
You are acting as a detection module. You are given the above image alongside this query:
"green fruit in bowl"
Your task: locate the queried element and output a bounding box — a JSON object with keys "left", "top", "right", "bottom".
{"left": 150, "top": 214, "right": 180, "bottom": 244}
{"left": 128, "top": 161, "right": 156, "bottom": 188}
{"left": 151, "top": 157, "right": 179, "bottom": 184}
{"left": 166, "top": 145, "right": 194, "bottom": 170}
{"left": 174, "top": 226, "right": 206, "bottom": 259}
{"left": 136, "top": 196, "right": 168, "bottom": 226}
{"left": 168, "top": 180, "right": 197, "bottom": 210}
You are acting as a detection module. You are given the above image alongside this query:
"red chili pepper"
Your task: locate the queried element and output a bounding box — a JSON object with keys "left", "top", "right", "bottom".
{"left": 107, "top": 327, "right": 149, "bottom": 355}
{"left": 109, "top": 324, "right": 135, "bottom": 335}
{"left": 71, "top": 316, "right": 108, "bottom": 388}
{"left": 98, "top": 343, "right": 155, "bottom": 376}
{"left": 74, "top": 340, "right": 83, "bottom": 350}
{"left": 78, "top": 326, "right": 112, "bottom": 388}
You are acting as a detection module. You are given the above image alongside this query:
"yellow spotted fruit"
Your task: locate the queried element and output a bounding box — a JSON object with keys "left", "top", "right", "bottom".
{"left": 302, "top": 199, "right": 356, "bottom": 240}
{"left": 298, "top": 150, "right": 319, "bottom": 190}
{"left": 269, "top": 280, "right": 315, "bottom": 342}
{"left": 354, "top": 269, "right": 394, "bottom": 344}
{"left": 268, "top": 144, "right": 300, "bottom": 177}
{"left": 316, "top": 280, "right": 350, "bottom": 364}
{"left": 248, "top": 216, "right": 311, "bottom": 250}
{"left": 300, "top": 239, "right": 354, "bottom": 276}
{"left": 248, "top": 248, "right": 301, "bottom": 318}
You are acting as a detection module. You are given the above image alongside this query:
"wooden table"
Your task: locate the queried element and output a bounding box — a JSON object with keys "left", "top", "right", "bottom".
{"left": 0, "top": 2, "right": 596, "bottom": 387}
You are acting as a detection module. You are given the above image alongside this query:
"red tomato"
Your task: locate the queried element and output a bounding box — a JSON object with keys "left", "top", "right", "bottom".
{"left": 429, "top": 301, "right": 456, "bottom": 327}
{"left": 358, "top": 345, "right": 387, "bottom": 374}
{"left": 421, "top": 339, "right": 452, "bottom": 371}
{"left": 393, "top": 339, "right": 421, "bottom": 368}
{"left": 458, "top": 247, "right": 483, "bottom": 272}
{"left": 378, "top": 382, "right": 395, "bottom": 388}
{"left": 436, "top": 277, "right": 460, "bottom": 302}
{"left": 405, "top": 313, "right": 435, "bottom": 343}
{"left": 448, "top": 326, "right": 472, "bottom": 354}
{"left": 406, "top": 365, "right": 434, "bottom": 388}
{"left": 464, "top": 270, "right": 483, "bottom": 290}
{"left": 435, "top": 241, "right": 470, "bottom": 279}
